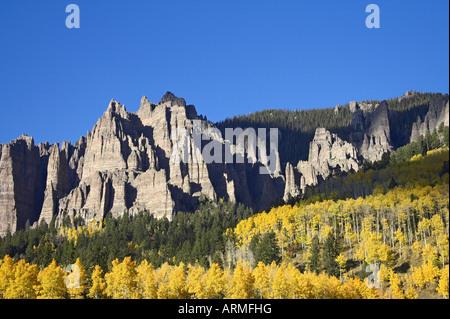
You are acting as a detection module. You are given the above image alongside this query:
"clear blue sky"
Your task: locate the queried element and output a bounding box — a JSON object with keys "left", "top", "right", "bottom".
{"left": 0, "top": 0, "right": 448, "bottom": 145}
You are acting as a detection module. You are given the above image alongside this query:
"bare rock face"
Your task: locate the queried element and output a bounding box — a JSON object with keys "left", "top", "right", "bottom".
{"left": 349, "top": 101, "right": 358, "bottom": 113}
{"left": 283, "top": 128, "right": 359, "bottom": 200}
{"left": 0, "top": 135, "right": 45, "bottom": 237}
{"left": 357, "top": 101, "right": 393, "bottom": 162}
{"left": 410, "top": 97, "right": 449, "bottom": 142}
{"left": 308, "top": 128, "right": 359, "bottom": 178}
{"left": 39, "top": 143, "right": 71, "bottom": 225}
{"left": 283, "top": 162, "right": 300, "bottom": 201}
{"left": 0, "top": 92, "right": 286, "bottom": 235}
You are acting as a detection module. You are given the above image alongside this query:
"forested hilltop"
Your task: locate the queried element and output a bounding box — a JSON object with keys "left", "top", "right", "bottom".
{"left": 216, "top": 92, "right": 448, "bottom": 168}
{"left": 0, "top": 136, "right": 448, "bottom": 299}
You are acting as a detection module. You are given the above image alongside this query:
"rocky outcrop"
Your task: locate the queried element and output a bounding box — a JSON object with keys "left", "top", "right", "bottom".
{"left": 283, "top": 162, "right": 300, "bottom": 201}
{"left": 410, "top": 97, "right": 449, "bottom": 142}
{"left": 359, "top": 101, "right": 393, "bottom": 162}
{"left": 307, "top": 128, "right": 359, "bottom": 178}
{"left": 348, "top": 100, "right": 393, "bottom": 163}
{"left": 39, "top": 143, "right": 71, "bottom": 225}
{"left": 0, "top": 92, "right": 285, "bottom": 235}
{"left": 283, "top": 128, "right": 359, "bottom": 200}
{"left": 0, "top": 135, "right": 46, "bottom": 237}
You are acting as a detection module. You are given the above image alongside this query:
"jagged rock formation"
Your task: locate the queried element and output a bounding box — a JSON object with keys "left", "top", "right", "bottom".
{"left": 349, "top": 100, "right": 393, "bottom": 162}
{"left": 410, "top": 98, "right": 449, "bottom": 142}
{"left": 0, "top": 92, "right": 284, "bottom": 236}
{"left": 283, "top": 128, "right": 359, "bottom": 200}
{"left": 359, "top": 101, "right": 393, "bottom": 162}
{"left": 0, "top": 135, "right": 46, "bottom": 237}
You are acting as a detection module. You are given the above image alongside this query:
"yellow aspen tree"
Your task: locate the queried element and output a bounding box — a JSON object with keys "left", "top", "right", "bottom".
{"left": 335, "top": 253, "right": 347, "bottom": 281}
{"left": 421, "top": 260, "right": 440, "bottom": 287}
{"left": 203, "top": 263, "right": 224, "bottom": 299}
{"left": 393, "top": 229, "right": 406, "bottom": 259}
{"left": 36, "top": 259, "right": 68, "bottom": 299}
{"left": 186, "top": 263, "right": 206, "bottom": 299}
{"left": 136, "top": 260, "right": 157, "bottom": 299}
{"left": 322, "top": 274, "right": 342, "bottom": 299}
{"left": 222, "top": 268, "right": 234, "bottom": 299}
{"left": 253, "top": 262, "right": 270, "bottom": 299}
{"left": 271, "top": 264, "right": 290, "bottom": 299}
{"left": 341, "top": 277, "right": 379, "bottom": 299}
{"left": 228, "top": 261, "right": 254, "bottom": 299}
{"left": 4, "top": 259, "right": 39, "bottom": 299}
{"left": 156, "top": 262, "right": 171, "bottom": 299}
{"left": 0, "top": 255, "right": 15, "bottom": 298}
{"left": 411, "top": 265, "right": 426, "bottom": 290}
{"left": 404, "top": 285, "right": 418, "bottom": 299}
{"left": 436, "top": 265, "right": 449, "bottom": 299}
{"left": 167, "top": 262, "right": 188, "bottom": 299}
{"left": 282, "top": 263, "right": 302, "bottom": 299}
{"left": 88, "top": 265, "right": 106, "bottom": 299}
{"left": 377, "top": 242, "right": 395, "bottom": 265}
{"left": 308, "top": 272, "right": 327, "bottom": 299}
{"left": 291, "top": 269, "right": 310, "bottom": 299}
{"left": 422, "top": 245, "right": 438, "bottom": 264}
{"left": 437, "top": 233, "right": 449, "bottom": 268}
{"left": 105, "top": 257, "right": 138, "bottom": 299}
{"left": 377, "top": 264, "right": 391, "bottom": 291}
{"left": 389, "top": 272, "right": 405, "bottom": 299}
{"left": 67, "top": 258, "right": 87, "bottom": 299}
{"left": 411, "top": 241, "right": 422, "bottom": 260}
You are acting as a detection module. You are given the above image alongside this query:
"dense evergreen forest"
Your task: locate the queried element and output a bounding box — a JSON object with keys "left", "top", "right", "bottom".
{"left": 0, "top": 199, "right": 254, "bottom": 273}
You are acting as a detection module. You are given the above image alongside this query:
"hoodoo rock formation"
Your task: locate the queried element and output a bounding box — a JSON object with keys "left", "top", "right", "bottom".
{"left": 0, "top": 92, "right": 285, "bottom": 236}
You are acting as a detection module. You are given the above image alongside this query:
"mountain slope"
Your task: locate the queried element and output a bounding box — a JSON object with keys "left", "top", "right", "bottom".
{"left": 0, "top": 91, "right": 448, "bottom": 237}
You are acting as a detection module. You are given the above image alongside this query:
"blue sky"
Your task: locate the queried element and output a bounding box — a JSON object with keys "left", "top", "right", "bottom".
{"left": 0, "top": 0, "right": 448, "bottom": 145}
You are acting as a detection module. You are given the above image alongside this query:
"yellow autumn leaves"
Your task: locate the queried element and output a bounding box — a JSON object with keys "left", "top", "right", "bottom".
{"left": 228, "top": 177, "right": 449, "bottom": 299}
{"left": 0, "top": 255, "right": 379, "bottom": 299}
{"left": 1, "top": 254, "right": 448, "bottom": 299}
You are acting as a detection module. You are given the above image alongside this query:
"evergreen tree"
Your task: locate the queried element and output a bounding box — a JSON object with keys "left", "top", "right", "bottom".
{"left": 252, "top": 232, "right": 280, "bottom": 265}
{"left": 308, "top": 236, "right": 321, "bottom": 274}
{"left": 323, "top": 233, "right": 340, "bottom": 277}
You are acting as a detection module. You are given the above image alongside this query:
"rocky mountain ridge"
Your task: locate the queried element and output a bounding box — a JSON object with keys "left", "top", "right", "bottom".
{"left": 0, "top": 92, "right": 286, "bottom": 236}
{"left": 1, "top": 91, "right": 449, "bottom": 237}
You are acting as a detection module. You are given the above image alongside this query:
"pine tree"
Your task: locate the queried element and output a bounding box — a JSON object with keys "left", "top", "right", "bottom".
{"left": 323, "top": 233, "right": 340, "bottom": 277}
{"left": 253, "top": 232, "right": 280, "bottom": 265}
{"left": 308, "top": 236, "right": 321, "bottom": 274}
